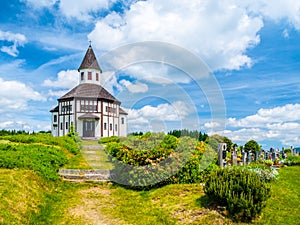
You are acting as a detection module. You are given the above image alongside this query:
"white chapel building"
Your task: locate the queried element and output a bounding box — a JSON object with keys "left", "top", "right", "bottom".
{"left": 50, "top": 44, "right": 127, "bottom": 138}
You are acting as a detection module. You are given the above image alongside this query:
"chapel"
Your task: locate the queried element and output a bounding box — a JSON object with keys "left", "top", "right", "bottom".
{"left": 50, "top": 44, "right": 127, "bottom": 138}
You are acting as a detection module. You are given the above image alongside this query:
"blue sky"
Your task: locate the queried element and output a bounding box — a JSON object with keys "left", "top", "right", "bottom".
{"left": 0, "top": 0, "right": 299, "bottom": 149}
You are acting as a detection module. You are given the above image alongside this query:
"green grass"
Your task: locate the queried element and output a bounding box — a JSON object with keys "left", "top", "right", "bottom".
{"left": 256, "top": 166, "right": 300, "bottom": 225}
{"left": 0, "top": 132, "right": 299, "bottom": 225}
{"left": 0, "top": 166, "right": 299, "bottom": 224}
{"left": 0, "top": 169, "right": 53, "bottom": 224}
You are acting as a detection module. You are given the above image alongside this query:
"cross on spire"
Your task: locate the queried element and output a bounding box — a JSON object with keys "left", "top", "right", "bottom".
{"left": 89, "top": 40, "right": 92, "bottom": 47}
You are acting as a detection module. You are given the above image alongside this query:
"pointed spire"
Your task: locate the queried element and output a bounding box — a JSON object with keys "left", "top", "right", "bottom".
{"left": 78, "top": 44, "right": 102, "bottom": 72}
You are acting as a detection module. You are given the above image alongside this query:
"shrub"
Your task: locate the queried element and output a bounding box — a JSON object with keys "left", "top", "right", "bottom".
{"left": 244, "top": 166, "right": 279, "bottom": 182}
{"left": 99, "top": 136, "right": 120, "bottom": 144}
{"left": 264, "top": 159, "right": 274, "bottom": 166}
{"left": 0, "top": 143, "right": 68, "bottom": 180}
{"left": 284, "top": 155, "right": 300, "bottom": 166}
{"left": 204, "top": 167, "right": 271, "bottom": 222}
{"left": 106, "top": 134, "right": 218, "bottom": 189}
{"left": 0, "top": 133, "right": 80, "bottom": 155}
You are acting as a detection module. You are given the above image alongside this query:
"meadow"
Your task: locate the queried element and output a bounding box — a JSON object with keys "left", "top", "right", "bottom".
{"left": 0, "top": 132, "right": 299, "bottom": 224}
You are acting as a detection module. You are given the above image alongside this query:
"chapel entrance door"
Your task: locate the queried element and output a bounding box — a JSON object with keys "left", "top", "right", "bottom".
{"left": 83, "top": 120, "right": 95, "bottom": 137}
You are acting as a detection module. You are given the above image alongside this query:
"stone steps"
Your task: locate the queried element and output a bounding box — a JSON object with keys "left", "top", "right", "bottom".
{"left": 59, "top": 169, "right": 112, "bottom": 182}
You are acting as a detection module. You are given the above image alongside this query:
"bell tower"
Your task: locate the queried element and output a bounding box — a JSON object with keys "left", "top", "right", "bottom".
{"left": 78, "top": 43, "right": 102, "bottom": 85}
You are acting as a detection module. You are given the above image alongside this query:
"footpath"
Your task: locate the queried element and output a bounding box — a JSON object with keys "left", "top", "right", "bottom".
{"left": 59, "top": 140, "right": 113, "bottom": 182}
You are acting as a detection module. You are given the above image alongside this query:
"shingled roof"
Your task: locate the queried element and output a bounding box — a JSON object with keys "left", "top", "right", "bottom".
{"left": 59, "top": 83, "right": 120, "bottom": 104}
{"left": 119, "top": 107, "right": 128, "bottom": 115}
{"left": 78, "top": 45, "right": 102, "bottom": 72}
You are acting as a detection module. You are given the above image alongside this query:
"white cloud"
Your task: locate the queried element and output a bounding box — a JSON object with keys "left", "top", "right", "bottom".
{"left": 239, "top": 0, "right": 300, "bottom": 30}
{"left": 0, "top": 78, "right": 46, "bottom": 112}
{"left": 20, "top": 0, "right": 57, "bottom": 8}
{"left": 43, "top": 70, "right": 78, "bottom": 89}
{"left": 228, "top": 104, "right": 300, "bottom": 128}
{"left": 89, "top": 0, "right": 263, "bottom": 71}
{"left": 59, "top": 0, "right": 116, "bottom": 21}
{"left": 0, "top": 30, "right": 27, "bottom": 57}
{"left": 122, "top": 63, "right": 192, "bottom": 85}
{"left": 48, "top": 89, "right": 68, "bottom": 97}
{"left": 119, "top": 79, "right": 148, "bottom": 93}
{"left": 126, "top": 100, "right": 189, "bottom": 131}
{"left": 89, "top": 0, "right": 300, "bottom": 73}
{"left": 223, "top": 104, "right": 300, "bottom": 146}
{"left": 282, "top": 29, "right": 289, "bottom": 39}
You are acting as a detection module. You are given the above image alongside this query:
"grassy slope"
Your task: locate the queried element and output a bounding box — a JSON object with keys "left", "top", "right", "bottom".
{"left": 37, "top": 166, "right": 299, "bottom": 225}
{"left": 0, "top": 133, "right": 298, "bottom": 224}
{"left": 0, "top": 169, "right": 53, "bottom": 224}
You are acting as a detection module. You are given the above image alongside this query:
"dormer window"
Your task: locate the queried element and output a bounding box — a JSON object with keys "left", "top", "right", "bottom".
{"left": 88, "top": 72, "right": 92, "bottom": 80}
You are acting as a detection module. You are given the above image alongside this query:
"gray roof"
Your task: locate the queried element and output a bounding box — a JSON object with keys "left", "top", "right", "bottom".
{"left": 50, "top": 105, "right": 59, "bottom": 112}
{"left": 78, "top": 113, "right": 100, "bottom": 119}
{"left": 78, "top": 45, "right": 102, "bottom": 72}
{"left": 119, "top": 107, "right": 128, "bottom": 115}
{"left": 59, "top": 83, "right": 120, "bottom": 104}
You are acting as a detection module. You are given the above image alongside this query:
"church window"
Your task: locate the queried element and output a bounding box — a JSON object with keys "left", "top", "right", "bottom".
{"left": 66, "top": 122, "right": 68, "bottom": 130}
{"left": 121, "top": 117, "right": 124, "bottom": 124}
{"left": 88, "top": 72, "right": 92, "bottom": 80}
{"left": 115, "top": 124, "right": 117, "bottom": 131}
{"left": 110, "top": 123, "right": 112, "bottom": 131}
{"left": 54, "top": 115, "right": 57, "bottom": 122}
{"left": 104, "top": 123, "right": 107, "bottom": 130}
{"left": 81, "top": 72, "right": 84, "bottom": 80}
{"left": 60, "top": 122, "right": 63, "bottom": 130}
{"left": 96, "top": 73, "right": 99, "bottom": 81}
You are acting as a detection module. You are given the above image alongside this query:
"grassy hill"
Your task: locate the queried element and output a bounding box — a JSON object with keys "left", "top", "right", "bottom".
{"left": 0, "top": 168, "right": 53, "bottom": 224}
{"left": 0, "top": 133, "right": 299, "bottom": 224}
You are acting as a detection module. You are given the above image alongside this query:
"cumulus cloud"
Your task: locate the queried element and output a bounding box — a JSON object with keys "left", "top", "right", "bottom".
{"left": 126, "top": 100, "right": 189, "bottom": 131}
{"left": 119, "top": 79, "right": 148, "bottom": 93}
{"left": 239, "top": 0, "right": 300, "bottom": 30}
{"left": 227, "top": 104, "right": 300, "bottom": 127}
{"left": 121, "top": 63, "right": 192, "bottom": 85}
{"left": 0, "top": 30, "right": 27, "bottom": 57}
{"left": 89, "top": 0, "right": 263, "bottom": 71}
{"left": 0, "top": 78, "right": 46, "bottom": 112}
{"left": 59, "top": 0, "right": 116, "bottom": 21}
{"left": 222, "top": 104, "right": 300, "bottom": 146}
{"left": 43, "top": 70, "right": 78, "bottom": 89}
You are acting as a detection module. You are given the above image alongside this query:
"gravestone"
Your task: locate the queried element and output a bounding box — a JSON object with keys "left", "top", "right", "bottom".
{"left": 242, "top": 148, "right": 247, "bottom": 165}
{"left": 271, "top": 152, "right": 276, "bottom": 161}
{"left": 261, "top": 150, "right": 265, "bottom": 160}
{"left": 218, "top": 143, "right": 227, "bottom": 167}
{"left": 247, "top": 151, "right": 252, "bottom": 164}
{"left": 255, "top": 151, "right": 260, "bottom": 161}
{"left": 265, "top": 151, "right": 270, "bottom": 160}
{"left": 232, "top": 149, "right": 237, "bottom": 166}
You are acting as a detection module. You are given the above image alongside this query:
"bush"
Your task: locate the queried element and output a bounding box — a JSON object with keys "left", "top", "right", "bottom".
{"left": 244, "top": 165, "right": 279, "bottom": 182}
{"left": 284, "top": 155, "right": 300, "bottom": 166}
{"left": 99, "top": 136, "right": 120, "bottom": 144}
{"left": 0, "top": 143, "right": 68, "bottom": 180}
{"left": 0, "top": 133, "right": 80, "bottom": 155}
{"left": 204, "top": 167, "right": 271, "bottom": 222}
{"left": 106, "top": 133, "right": 218, "bottom": 189}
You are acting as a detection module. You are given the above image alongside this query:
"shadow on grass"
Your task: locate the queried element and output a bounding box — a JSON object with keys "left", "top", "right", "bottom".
{"left": 196, "top": 195, "right": 228, "bottom": 218}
